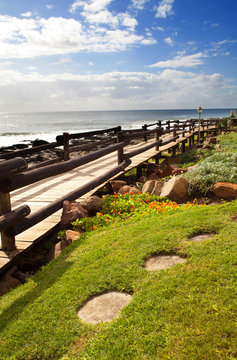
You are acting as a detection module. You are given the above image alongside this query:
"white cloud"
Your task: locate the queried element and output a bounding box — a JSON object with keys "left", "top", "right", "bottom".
{"left": 156, "top": 0, "right": 175, "bottom": 18}
{"left": 0, "top": 68, "right": 235, "bottom": 112}
{"left": 21, "top": 11, "right": 32, "bottom": 18}
{"left": 46, "top": 4, "right": 53, "bottom": 10}
{"left": 131, "top": 0, "right": 148, "bottom": 10}
{"left": 0, "top": 15, "right": 155, "bottom": 59}
{"left": 148, "top": 52, "right": 206, "bottom": 68}
{"left": 163, "top": 37, "right": 173, "bottom": 45}
{"left": 70, "top": 0, "right": 112, "bottom": 14}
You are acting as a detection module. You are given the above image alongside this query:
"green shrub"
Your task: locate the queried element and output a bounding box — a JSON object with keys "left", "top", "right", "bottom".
{"left": 184, "top": 152, "right": 237, "bottom": 194}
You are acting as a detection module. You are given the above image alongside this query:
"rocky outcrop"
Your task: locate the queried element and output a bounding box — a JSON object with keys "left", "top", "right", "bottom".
{"left": 160, "top": 176, "right": 189, "bottom": 203}
{"left": 80, "top": 196, "right": 103, "bottom": 216}
{"left": 212, "top": 182, "right": 237, "bottom": 199}
{"left": 61, "top": 200, "right": 88, "bottom": 229}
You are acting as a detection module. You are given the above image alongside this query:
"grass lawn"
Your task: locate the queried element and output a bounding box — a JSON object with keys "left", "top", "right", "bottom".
{"left": 0, "top": 199, "right": 237, "bottom": 359}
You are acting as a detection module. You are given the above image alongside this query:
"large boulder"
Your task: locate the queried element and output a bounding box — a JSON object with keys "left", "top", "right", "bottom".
{"left": 61, "top": 200, "right": 88, "bottom": 229}
{"left": 160, "top": 176, "right": 189, "bottom": 203}
{"left": 80, "top": 196, "right": 103, "bottom": 216}
{"left": 212, "top": 182, "right": 237, "bottom": 199}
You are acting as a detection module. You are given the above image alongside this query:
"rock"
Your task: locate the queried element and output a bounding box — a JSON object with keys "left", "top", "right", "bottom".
{"left": 151, "top": 181, "right": 164, "bottom": 196}
{"left": 0, "top": 268, "right": 21, "bottom": 296}
{"left": 187, "top": 165, "right": 197, "bottom": 171}
{"left": 145, "top": 162, "right": 159, "bottom": 175}
{"left": 160, "top": 176, "right": 189, "bottom": 203}
{"left": 212, "top": 182, "right": 237, "bottom": 199}
{"left": 161, "top": 165, "right": 186, "bottom": 177}
{"left": 147, "top": 173, "right": 161, "bottom": 180}
{"left": 80, "top": 196, "right": 103, "bottom": 216}
{"left": 161, "top": 165, "right": 176, "bottom": 178}
{"left": 142, "top": 180, "right": 156, "bottom": 194}
{"left": 118, "top": 185, "right": 140, "bottom": 195}
{"left": 172, "top": 167, "right": 187, "bottom": 175}
{"left": 138, "top": 176, "right": 147, "bottom": 183}
{"left": 109, "top": 180, "right": 127, "bottom": 193}
{"left": 206, "top": 137, "right": 217, "bottom": 145}
{"left": 61, "top": 200, "right": 88, "bottom": 229}
{"left": 65, "top": 230, "right": 80, "bottom": 242}
{"left": 32, "top": 139, "right": 49, "bottom": 147}
{"left": 50, "top": 238, "right": 71, "bottom": 259}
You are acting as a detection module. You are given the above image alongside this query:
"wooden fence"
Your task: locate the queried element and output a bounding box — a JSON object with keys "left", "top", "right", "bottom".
{"left": 0, "top": 118, "right": 219, "bottom": 253}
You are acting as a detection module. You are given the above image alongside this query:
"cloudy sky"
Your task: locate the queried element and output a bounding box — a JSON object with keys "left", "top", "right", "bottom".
{"left": 0, "top": 0, "right": 237, "bottom": 112}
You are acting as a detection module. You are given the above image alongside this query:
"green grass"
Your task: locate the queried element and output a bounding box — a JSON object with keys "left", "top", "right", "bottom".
{"left": 0, "top": 200, "right": 237, "bottom": 360}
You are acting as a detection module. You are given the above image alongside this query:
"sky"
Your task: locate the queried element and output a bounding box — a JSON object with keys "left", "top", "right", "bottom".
{"left": 0, "top": 0, "right": 237, "bottom": 113}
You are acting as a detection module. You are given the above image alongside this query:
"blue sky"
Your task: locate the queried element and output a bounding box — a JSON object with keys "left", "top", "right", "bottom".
{"left": 0, "top": 0, "right": 237, "bottom": 112}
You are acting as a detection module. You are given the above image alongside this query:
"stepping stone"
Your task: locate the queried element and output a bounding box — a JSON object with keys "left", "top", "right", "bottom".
{"left": 77, "top": 292, "right": 132, "bottom": 324}
{"left": 144, "top": 254, "right": 186, "bottom": 271}
{"left": 189, "top": 233, "right": 215, "bottom": 242}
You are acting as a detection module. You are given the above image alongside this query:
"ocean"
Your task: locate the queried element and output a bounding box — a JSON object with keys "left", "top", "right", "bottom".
{"left": 0, "top": 108, "right": 233, "bottom": 148}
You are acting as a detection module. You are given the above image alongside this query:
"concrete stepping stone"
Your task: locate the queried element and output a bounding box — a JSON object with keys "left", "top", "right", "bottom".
{"left": 189, "top": 233, "right": 215, "bottom": 242}
{"left": 77, "top": 292, "right": 132, "bottom": 324}
{"left": 144, "top": 254, "right": 186, "bottom": 271}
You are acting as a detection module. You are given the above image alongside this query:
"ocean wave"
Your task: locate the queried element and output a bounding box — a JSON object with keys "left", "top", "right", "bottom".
{"left": 1, "top": 132, "right": 34, "bottom": 136}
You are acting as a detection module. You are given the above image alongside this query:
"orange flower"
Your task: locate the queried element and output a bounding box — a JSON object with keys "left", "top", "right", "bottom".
{"left": 99, "top": 212, "right": 103, "bottom": 216}
{"left": 112, "top": 209, "right": 116, "bottom": 213}
{"left": 117, "top": 211, "right": 121, "bottom": 216}
{"left": 131, "top": 206, "right": 134, "bottom": 210}
{"left": 93, "top": 225, "right": 97, "bottom": 230}
{"left": 105, "top": 218, "right": 109, "bottom": 222}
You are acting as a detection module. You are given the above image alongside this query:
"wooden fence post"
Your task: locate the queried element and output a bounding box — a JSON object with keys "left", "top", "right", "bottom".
{"left": 142, "top": 124, "right": 147, "bottom": 142}
{"left": 63, "top": 132, "right": 70, "bottom": 161}
{"left": 167, "top": 120, "right": 170, "bottom": 130}
{"left": 0, "top": 191, "right": 16, "bottom": 251}
{"left": 155, "top": 129, "right": 160, "bottom": 151}
{"left": 117, "top": 133, "right": 124, "bottom": 164}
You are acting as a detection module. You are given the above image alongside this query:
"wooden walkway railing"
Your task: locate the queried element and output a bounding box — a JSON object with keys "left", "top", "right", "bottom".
{"left": 0, "top": 118, "right": 219, "bottom": 272}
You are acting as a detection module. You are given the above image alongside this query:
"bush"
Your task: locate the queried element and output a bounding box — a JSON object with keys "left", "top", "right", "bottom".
{"left": 184, "top": 152, "right": 237, "bottom": 194}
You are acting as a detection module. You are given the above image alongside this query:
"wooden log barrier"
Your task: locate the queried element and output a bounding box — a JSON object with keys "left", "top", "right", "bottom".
{"left": 0, "top": 205, "right": 30, "bottom": 231}
{"left": 0, "top": 157, "right": 27, "bottom": 180}
{"left": 6, "top": 159, "right": 131, "bottom": 237}
{"left": 0, "top": 142, "right": 125, "bottom": 193}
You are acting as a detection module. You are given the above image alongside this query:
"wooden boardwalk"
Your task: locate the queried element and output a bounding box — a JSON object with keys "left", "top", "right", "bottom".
{"left": 0, "top": 128, "right": 210, "bottom": 270}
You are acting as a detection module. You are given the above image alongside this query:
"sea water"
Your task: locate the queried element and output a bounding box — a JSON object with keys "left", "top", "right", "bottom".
{"left": 0, "top": 108, "right": 233, "bottom": 147}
